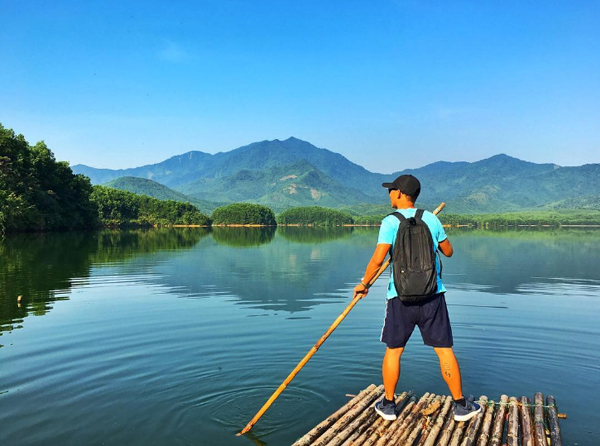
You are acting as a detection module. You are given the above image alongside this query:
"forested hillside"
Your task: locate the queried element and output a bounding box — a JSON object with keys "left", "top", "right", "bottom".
{"left": 104, "top": 177, "right": 222, "bottom": 213}
{"left": 0, "top": 124, "right": 97, "bottom": 234}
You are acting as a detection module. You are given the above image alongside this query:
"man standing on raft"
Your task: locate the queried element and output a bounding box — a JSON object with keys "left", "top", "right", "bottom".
{"left": 353, "top": 174, "right": 481, "bottom": 422}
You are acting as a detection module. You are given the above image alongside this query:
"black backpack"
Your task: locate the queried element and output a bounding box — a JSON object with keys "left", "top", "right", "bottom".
{"left": 390, "top": 209, "right": 438, "bottom": 303}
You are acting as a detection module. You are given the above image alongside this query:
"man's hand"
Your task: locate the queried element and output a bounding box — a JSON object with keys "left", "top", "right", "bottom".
{"left": 354, "top": 282, "right": 369, "bottom": 299}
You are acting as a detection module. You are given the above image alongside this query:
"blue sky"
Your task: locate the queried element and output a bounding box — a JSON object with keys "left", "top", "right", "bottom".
{"left": 1, "top": 0, "right": 599, "bottom": 172}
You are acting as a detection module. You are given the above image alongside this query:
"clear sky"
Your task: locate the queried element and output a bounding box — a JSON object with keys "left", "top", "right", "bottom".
{"left": 1, "top": 0, "right": 599, "bottom": 173}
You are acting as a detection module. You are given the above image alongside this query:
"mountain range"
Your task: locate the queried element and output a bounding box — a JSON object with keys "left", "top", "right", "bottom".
{"left": 73, "top": 137, "right": 600, "bottom": 214}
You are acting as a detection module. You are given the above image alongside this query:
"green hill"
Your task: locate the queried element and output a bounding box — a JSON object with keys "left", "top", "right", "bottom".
{"left": 103, "top": 177, "right": 224, "bottom": 213}
{"left": 180, "top": 160, "right": 373, "bottom": 213}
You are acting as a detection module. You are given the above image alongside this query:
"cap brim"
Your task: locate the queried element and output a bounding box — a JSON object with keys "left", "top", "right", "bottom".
{"left": 382, "top": 182, "right": 395, "bottom": 188}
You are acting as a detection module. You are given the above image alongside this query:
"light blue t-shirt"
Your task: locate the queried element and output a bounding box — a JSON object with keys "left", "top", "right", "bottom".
{"left": 377, "top": 208, "right": 447, "bottom": 299}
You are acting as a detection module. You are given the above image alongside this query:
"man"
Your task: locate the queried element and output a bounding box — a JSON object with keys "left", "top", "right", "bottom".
{"left": 353, "top": 174, "right": 481, "bottom": 422}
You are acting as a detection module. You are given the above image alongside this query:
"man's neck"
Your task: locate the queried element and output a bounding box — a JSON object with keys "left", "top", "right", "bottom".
{"left": 394, "top": 202, "right": 416, "bottom": 210}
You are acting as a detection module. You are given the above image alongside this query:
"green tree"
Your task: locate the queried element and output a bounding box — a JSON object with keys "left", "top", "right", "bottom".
{"left": 211, "top": 203, "right": 276, "bottom": 226}
{"left": 0, "top": 124, "right": 98, "bottom": 234}
{"left": 277, "top": 206, "right": 354, "bottom": 226}
{"left": 90, "top": 186, "right": 211, "bottom": 227}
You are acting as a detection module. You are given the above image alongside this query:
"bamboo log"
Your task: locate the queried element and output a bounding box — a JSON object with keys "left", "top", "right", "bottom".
{"left": 329, "top": 406, "right": 379, "bottom": 446}
{"left": 507, "top": 397, "right": 519, "bottom": 446}
{"left": 546, "top": 396, "right": 563, "bottom": 446}
{"left": 476, "top": 399, "right": 495, "bottom": 446}
{"left": 404, "top": 395, "right": 443, "bottom": 445}
{"left": 488, "top": 395, "right": 509, "bottom": 446}
{"left": 417, "top": 396, "right": 449, "bottom": 446}
{"left": 311, "top": 386, "right": 384, "bottom": 446}
{"left": 385, "top": 393, "right": 432, "bottom": 445}
{"left": 533, "top": 393, "right": 546, "bottom": 446}
{"left": 460, "top": 396, "right": 488, "bottom": 446}
{"left": 436, "top": 407, "right": 456, "bottom": 446}
{"left": 352, "top": 417, "right": 385, "bottom": 446}
{"left": 375, "top": 393, "right": 428, "bottom": 446}
{"left": 371, "top": 397, "right": 417, "bottom": 446}
{"left": 448, "top": 420, "right": 466, "bottom": 446}
{"left": 520, "top": 396, "right": 534, "bottom": 446}
{"left": 292, "top": 384, "right": 377, "bottom": 446}
{"left": 328, "top": 390, "right": 394, "bottom": 446}
{"left": 351, "top": 391, "right": 414, "bottom": 446}
{"left": 389, "top": 393, "right": 435, "bottom": 445}
{"left": 422, "top": 395, "right": 453, "bottom": 446}
{"left": 356, "top": 390, "right": 416, "bottom": 446}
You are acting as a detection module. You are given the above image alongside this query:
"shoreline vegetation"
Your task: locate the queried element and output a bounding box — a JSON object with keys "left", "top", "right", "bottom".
{"left": 2, "top": 124, "right": 600, "bottom": 235}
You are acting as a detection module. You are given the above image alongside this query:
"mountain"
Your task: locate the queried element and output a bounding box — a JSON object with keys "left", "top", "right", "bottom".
{"left": 177, "top": 160, "right": 375, "bottom": 212}
{"left": 74, "top": 137, "right": 378, "bottom": 191}
{"left": 73, "top": 139, "right": 600, "bottom": 214}
{"left": 103, "top": 177, "right": 224, "bottom": 213}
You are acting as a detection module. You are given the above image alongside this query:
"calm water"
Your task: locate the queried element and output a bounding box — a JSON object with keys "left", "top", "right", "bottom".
{"left": 1, "top": 227, "right": 599, "bottom": 445}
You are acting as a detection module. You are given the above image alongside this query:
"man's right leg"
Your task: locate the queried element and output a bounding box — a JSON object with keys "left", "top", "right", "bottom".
{"left": 382, "top": 346, "right": 404, "bottom": 400}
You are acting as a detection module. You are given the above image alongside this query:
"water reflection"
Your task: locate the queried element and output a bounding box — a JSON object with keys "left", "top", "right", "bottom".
{"left": 0, "top": 229, "right": 209, "bottom": 340}
{"left": 211, "top": 227, "right": 276, "bottom": 247}
{"left": 277, "top": 226, "right": 354, "bottom": 244}
{"left": 153, "top": 228, "right": 376, "bottom": 313}
{"left": 2, "top": 227, "right": 600, "bottom": 338}
{"left": 445, "top": 228, "right": 600, "bottom": 294}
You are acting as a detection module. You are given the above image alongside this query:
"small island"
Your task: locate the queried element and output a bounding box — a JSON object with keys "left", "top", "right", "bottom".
{"left": 278, "top": 206, "right": 354, "bottom": 226}
{"left": 211, "top": 203, "right": 277, "bottom": 226}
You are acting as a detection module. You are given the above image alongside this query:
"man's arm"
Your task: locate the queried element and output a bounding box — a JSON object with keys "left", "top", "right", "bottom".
{"left": 439, "top": 238, "right": 453, "bottom": 257}
{"left": 353, "top": 243, "right": 391, "bottom": 298}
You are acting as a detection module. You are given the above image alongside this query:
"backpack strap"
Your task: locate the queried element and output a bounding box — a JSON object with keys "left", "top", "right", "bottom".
{"left": 388, "top": 211, "right": 407, "bottom": 223}
{"left": 415, "top": 209, "right": 425, "bottom": 220}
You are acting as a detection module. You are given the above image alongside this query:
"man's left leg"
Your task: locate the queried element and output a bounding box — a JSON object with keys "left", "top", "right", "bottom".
{"left": 434, "top": 347, "right": 481, "bottom": 421}
{"left": 433, "top": 347, "right": 462, "bottom": 400}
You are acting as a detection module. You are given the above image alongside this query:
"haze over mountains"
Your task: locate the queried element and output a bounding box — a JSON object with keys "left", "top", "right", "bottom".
{"left": 73, "top": 137, "right": 600, "bottom": 214}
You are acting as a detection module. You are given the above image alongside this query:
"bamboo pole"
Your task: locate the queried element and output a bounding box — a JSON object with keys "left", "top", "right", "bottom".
{"left": 488, "top": 395, "right": 509, "bottom": 446}
{"left": 520, "top": 396, "right": 534, "bottom": 446}
{"left": 460, "top": 396, "right": 488, "bottom": 446}
{"left": 359, "top": 392, "right": 415, "bottom": 446}
{"left": 238, "top": 203, "right": 445, "bottom": 435}
{"left": 533, "top": 393, "right": 546, "bottom": 446}
{"left": 507, "top": 397, "right": 519, "bottom": 446}
{"left": 476, "top": 399, "right": 495, "bottom": 446}
{"left": 546, "top": 396, "right": 563, "bottom": 446}
{"left": 311, "top": 386, "right": 384, "bottom": 446}
{"left": 293, "top": 385, "right": 377, "bottom": 446}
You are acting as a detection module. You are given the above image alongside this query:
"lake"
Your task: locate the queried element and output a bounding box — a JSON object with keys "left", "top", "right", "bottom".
{"left": 1, "top": 227, "right": 599, "bottom": 445}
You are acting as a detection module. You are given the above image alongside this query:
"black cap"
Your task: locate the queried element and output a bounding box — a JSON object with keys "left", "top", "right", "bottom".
{"left": 382, "top": 174, "right": 421, "bottom": 198}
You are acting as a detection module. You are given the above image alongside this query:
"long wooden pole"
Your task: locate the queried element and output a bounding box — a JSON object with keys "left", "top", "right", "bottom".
{"left": 237, "top": 202, "right": 446, "bottom": 436}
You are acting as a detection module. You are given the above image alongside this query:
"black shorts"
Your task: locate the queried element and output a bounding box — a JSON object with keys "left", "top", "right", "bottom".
{"left": 380, "top": 293, "right": 453, "bottom": 348}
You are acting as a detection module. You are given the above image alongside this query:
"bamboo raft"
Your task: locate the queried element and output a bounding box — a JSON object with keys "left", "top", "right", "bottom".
{"left": 293, "top": 384, "right": 564, "bottom": 446}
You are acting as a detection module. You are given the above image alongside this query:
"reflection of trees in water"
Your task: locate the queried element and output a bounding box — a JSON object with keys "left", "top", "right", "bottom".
{"left": 211, "top": 227, "right": 276, "bottom": 247}
{"left": 444, "top": 228, "right": 600, "bottom": 294}
{"left": 447, "top": 227, "right": 600, "bottom": 242}
{"left": 277, "top": 226, "right": 354, "bottom": 244}
{"left": 155, "top": 229, "right": 380, "bottom": 313}
{"left": 0, "top": 229, "right": 209, "bottom": 340}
